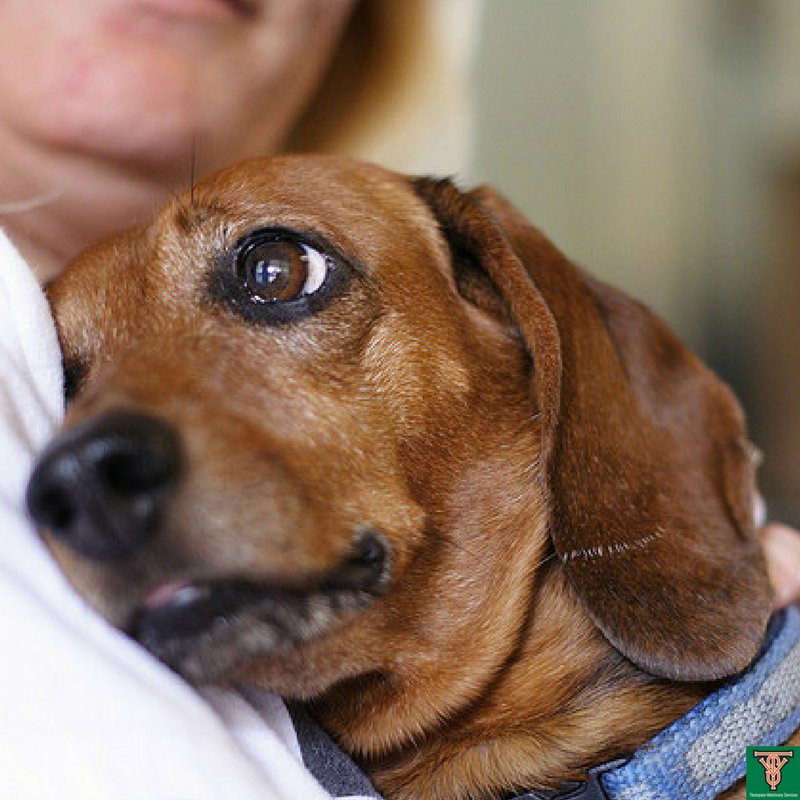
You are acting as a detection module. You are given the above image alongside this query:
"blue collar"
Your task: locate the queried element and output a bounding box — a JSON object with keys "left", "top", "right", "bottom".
{"left": 514, "top": 605, "right": 800, "bottom": 800}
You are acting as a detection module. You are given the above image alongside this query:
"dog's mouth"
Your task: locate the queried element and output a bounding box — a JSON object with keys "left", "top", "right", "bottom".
{"left": 125, "top": 529, "right": 390, "bottom": 681}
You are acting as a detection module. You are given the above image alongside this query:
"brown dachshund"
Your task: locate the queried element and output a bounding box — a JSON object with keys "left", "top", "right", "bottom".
{"left": 27, "top": 156, "right": 795, "bottom": 800}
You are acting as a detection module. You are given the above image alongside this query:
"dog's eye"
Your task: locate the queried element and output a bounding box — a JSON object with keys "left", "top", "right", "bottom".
{"left": 214, "top": 229, "right": 351, "bottom": 326}
{"left": 238, "top": 239, "right": 330, "bottom": 304}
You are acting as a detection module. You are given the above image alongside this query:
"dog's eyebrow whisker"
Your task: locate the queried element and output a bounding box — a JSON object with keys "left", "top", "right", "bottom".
{"left": 171, "top": 189, "right": 202, "bottom": 233}
{"left": 170, "top": 143, "right": 201, "bottom": 231}
{"left": 190, "top": 138, "right": 197, "bottom": 210}
{"left": 170, "top": 187, "right": 188, "bottom": 214}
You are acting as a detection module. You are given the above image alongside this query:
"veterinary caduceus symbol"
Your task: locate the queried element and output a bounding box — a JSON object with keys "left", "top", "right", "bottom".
{"left": 755, "top": 750, "right": 794, "bottom": 791}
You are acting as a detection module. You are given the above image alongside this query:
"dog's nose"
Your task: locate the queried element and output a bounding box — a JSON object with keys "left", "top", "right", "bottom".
{"left": 26, "top": 411, "right": 182, "bottom": 560}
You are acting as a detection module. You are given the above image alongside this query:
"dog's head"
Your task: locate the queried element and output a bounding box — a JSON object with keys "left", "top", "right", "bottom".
{"left": 28, "top": 155, "right": 770, "bottom": 738}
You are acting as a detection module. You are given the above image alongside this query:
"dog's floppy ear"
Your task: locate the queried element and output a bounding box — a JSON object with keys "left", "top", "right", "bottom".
{"left": 414, "top": 177, "right": 772, "bottom": 682}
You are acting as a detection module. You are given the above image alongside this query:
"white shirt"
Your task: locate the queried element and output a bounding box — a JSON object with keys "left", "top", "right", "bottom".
{"left": 0, "top": 230, "right": 346, "bottom": 800}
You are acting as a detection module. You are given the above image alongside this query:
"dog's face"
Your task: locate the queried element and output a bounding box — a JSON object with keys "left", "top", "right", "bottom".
{"left": 31, "top": 157, "right": 544, "bottom": 693}
{"left": 28, "top": 155, "right": 772, "bottom": 763}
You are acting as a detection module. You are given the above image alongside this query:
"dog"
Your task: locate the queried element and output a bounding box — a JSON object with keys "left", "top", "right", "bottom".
{"left": 26, "top": 155, "right": 798, "bottom": 800}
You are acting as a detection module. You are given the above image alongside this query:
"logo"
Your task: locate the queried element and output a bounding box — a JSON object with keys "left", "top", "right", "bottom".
{"left": 747, "top": 747, "right": 800, "bottom": 798}
{"left": 757, "top": 751, "right": 793, "bottom": 791}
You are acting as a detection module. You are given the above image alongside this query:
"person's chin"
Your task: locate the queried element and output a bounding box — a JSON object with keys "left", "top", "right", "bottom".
{"left": 130, "top": 0, "right": 257, "bottom": 24}
{"left": 52, "top": 97, "right": 200, "bottom": 178}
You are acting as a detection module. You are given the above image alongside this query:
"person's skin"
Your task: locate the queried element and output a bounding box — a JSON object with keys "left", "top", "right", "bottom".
{"left": 0, "top": 0, "right": 798, "bottom": 609}
{"left": 0, "top": 0, "right": 355, "bottom": 280}
{"left": 763, "top": 524, "right": 800, "bottom": 607}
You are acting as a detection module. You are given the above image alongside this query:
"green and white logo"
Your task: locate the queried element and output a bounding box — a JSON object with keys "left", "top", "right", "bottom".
{"left": 747, "top": 747, "right": 800, "bottom": 798}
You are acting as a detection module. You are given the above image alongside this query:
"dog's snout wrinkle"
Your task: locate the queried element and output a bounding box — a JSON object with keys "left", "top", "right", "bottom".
{"left": 27, "top": 410, "right": 182, "bottom": 560}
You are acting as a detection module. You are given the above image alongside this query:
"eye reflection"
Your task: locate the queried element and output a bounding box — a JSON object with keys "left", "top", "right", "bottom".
{"left": 239, "top": 238, "right": 330, "bottom": 303}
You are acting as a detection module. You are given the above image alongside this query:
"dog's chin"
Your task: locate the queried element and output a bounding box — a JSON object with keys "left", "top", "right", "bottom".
{"left": 123, "top": 530, "right": 392, "bottom": 683}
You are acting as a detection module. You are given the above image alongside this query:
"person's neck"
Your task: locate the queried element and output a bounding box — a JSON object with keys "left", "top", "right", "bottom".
{"left": 0, "top": 127, "right": 188, "bottom": 282}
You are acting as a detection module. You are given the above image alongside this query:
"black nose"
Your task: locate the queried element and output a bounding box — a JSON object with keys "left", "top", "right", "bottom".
{"left": 26, "top": 411, "right": 182, "bottom": 560}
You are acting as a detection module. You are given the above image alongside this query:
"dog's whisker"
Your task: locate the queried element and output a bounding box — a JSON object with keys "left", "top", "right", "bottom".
{"left": 169, "top": 141, "right": 200, "bottom": 230}
{"left": 190, "top": 138, "right": 197, "bottom": 210}
{"left": 531, "top": 551, "right": 557, "bottom": 572}
{"left": 171, "top": 187, "right": 199, "bottom": 233}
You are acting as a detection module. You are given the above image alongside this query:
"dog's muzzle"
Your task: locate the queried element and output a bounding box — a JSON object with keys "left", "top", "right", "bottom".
{"left": 26, "top": 410, "right": 392, "bottom": 679}
{"left": 126, "top": 528, "right": 389, "bottom": 677}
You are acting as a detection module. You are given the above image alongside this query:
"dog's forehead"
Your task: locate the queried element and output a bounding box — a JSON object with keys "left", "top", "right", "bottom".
{"left": 179, "top": 155, "right": 442, "bottom": 269}
{"left": 200, "top": 154, "right": 402, "bottom": 197}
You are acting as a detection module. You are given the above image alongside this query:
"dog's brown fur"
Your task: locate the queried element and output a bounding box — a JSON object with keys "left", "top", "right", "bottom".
{"left": 41, "top": 156, "right": 787, "bottom": 800}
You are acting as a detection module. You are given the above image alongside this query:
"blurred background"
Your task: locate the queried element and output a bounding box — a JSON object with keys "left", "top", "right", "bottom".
{"left": 468, "top": 0, "right": 800, "bottom": 526}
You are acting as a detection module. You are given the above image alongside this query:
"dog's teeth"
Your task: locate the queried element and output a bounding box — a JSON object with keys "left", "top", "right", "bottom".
{"left": 143, "top": 581, "right": 197, "bottom": 609}
{"left": 171, "top": 585, "right": 207, "bottom": 607}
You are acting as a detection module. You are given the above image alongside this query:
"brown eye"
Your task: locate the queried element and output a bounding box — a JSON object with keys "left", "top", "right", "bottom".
{"left": 217, "top": 230, "right": 347, "bottom": 326}
{"left": 239, "top": 239, "right": 329, "bottom": 303}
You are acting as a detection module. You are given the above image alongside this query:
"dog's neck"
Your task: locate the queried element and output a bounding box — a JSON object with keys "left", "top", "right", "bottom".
{"left": 314, "top": 563, "right": 708, "bottom": 800}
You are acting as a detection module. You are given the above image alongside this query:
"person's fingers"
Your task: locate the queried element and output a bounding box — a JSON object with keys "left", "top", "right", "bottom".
{"left": 761, "top": 523, "right": 800, "bottom": 608}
